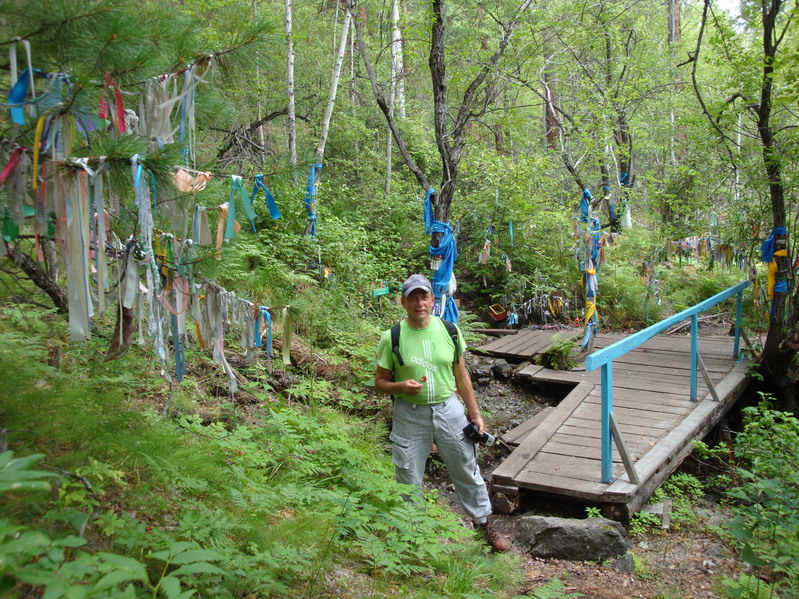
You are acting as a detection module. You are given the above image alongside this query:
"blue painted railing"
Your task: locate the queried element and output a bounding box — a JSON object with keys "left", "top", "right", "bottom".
{"left": 585, "top": 280, "right": 751, "bottom": 484}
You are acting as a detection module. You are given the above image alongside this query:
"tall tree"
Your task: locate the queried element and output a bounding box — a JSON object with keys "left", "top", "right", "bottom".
{"left": 690, "top": 0, "right": 798, "bottom": 409}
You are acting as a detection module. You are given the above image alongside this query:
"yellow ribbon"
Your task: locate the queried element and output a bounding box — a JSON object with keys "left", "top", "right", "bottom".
{"left": 31, "top": 116, "right": 45, "bottom": 190}
{"left": 767, "top": 249, "right": 788, "bottom": 300}
{"left": 584, "top": 301, "right": 597, "bottom": 326}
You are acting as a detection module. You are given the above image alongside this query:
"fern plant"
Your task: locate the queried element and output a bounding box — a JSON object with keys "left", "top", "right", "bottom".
{"left": 536, "top": 333, "right": 577, "bottom": 370}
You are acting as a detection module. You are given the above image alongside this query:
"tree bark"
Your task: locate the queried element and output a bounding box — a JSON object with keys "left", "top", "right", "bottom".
{"left": 390, "top": 0, "right": 406, "bottom": 119}
{"left": 285, "top": 0, "right": 297, "bottom": 170}
{"left": 315, "top": 9, "right": 351, "bottom": 163}
{"left": 5, "top": 243, "right": 68, "bottom": 314}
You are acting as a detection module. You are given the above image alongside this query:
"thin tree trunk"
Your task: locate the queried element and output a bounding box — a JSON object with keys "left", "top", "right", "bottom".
{"left": 668, "top": 0, "right": 682, "bottom": 171}
{"left": 543, "top": 43, "right": 558, "bottom": 151}
{"left": 350, "top": 18, "right": 360, "bottom": 170}
{"left": 386, "top": 1, "right": 398, "bottom": 194}
{"left": 348, "top": 0, "right": 430, "bottom": 192}
{"left": 315, "top": 9, "right": 352, "bottom": 163}
{"left": 285, "top": 0, "right": 297, "bottom": 171}
{"left": 391, "top": 0, "right": 406, "bottom": 119}
{"left": 253, "top": 0, "right": 266, "bottom": 163}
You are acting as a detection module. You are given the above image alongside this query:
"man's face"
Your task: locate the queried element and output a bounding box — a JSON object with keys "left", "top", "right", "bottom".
{"left": 401, "top": 289, "right": 434, "bottom": 322}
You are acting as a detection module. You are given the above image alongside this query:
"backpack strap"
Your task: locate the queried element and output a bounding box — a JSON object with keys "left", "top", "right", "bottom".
{"left": 441, "top": 318, "right": 461, "bottom": 363}
{"left": 391, "top": 318, "right": 460, "bottom": 371}
{"left": 390, "top": 322, "right": 404, "bottom": 367}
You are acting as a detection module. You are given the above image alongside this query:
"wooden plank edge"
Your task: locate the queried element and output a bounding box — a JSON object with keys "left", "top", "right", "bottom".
{"left": 503, "top": 406, "right": 555, "bottom": 446}
{"left": 491, "top": 381, "right": 595, "bottom": 480}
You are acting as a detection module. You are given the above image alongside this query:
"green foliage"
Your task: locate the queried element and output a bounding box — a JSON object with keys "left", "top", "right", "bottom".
{"left": 600, "top": 262, "right": 662, "bottom": 328}
{"left": 662, "top": 267, "right": 743, "bottom": 314}
{"left": 721, "top": 573, "right": 779, "bottom": 599}
{"left": 724, "top": 396, "right": 799, "bottom": 596}
{"left": 652, "top": 472, "right": 705, "bottom": 530}
{"left": 631, "top": 471, "right": 706, "bottom": 537}
{"left": 0, "top": 318, "right": 521, "bottom": 597}
{"left": 536, "top": 332, "right": 577, "bottom": 370}
{"left": 584, "top": 506, "right": 602, "bottom": 518}
{"left": 631, "top": 552, "right": 653, "bottom": 580}
{"left": 629, "top": 510, "right": 661, "bottom": 538}
{"left": 513, "top": 577, "right": 586, "bottom": 598}
{"left": 0, "top": 451, "right": 218, "bottom": 598}
{"left": 0, "top": 451, "right": 54, "bottom": 494}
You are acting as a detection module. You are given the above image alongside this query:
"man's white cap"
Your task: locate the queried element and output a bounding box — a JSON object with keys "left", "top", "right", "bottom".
{"left": 402, "top": 274, "right": 433, "bottom": 297}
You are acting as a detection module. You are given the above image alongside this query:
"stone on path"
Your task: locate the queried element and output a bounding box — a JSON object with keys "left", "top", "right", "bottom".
{"left": 515, "top": 515, "right": 631, "bottom": 561}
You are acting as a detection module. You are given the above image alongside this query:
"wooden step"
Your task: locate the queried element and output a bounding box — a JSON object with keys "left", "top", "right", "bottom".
{"left": 503, "top": 406, "right": 555, "bottom": 446}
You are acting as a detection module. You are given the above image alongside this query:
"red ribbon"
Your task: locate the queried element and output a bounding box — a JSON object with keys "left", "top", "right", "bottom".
{"left": 0, "top": 147, "right": 25, "bottom": 185}
{"left": 98, "top": 73, "right": 126, "bottom": 133}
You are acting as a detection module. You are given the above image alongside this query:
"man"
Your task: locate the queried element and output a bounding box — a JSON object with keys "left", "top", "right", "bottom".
{"left": 374, "top": 274, "right": 511, "bottom": 552}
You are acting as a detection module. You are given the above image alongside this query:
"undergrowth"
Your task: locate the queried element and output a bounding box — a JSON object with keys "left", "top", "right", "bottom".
{"left": 721, "top": 396, "right": 799, "bottom": 598}
{"left": 0, "top": 313, "right": 523, "bottom": 598}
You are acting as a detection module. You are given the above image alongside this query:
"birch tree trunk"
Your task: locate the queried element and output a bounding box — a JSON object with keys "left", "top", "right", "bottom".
{"left": 386, "top": 0, "right": 407, "bottom": 194}
{"left": 391, "top": 0, "right": 406, "bottom": 119}
{"left": 253, "top": 0, "right": 265, "bottom": 161}
{"left": 285, "top": 0, "right": 297, "bottom": 170}
{"left": 315, "top": 9, "right": 351, "bottom": 163}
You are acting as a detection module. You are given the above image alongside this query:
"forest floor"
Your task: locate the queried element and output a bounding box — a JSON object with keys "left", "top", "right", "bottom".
{"left": 430, "top": 425, "right": 742, "bottom": 599}
{"left": 484, "top": 489, "right": 740, "bottom": 599}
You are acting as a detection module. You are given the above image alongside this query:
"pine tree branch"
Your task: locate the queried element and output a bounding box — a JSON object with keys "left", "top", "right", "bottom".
{"left": 0, "top": 5, "right": 111, "bottom": 46}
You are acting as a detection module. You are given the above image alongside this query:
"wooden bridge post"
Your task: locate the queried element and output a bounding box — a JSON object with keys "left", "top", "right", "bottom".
{"left": 690, "top": 314, "right": 698, "bottom": 401}
{"left": 734, "top": 289, "right": 744, "bottom": 359}
{"left": 601, "top": 362, "right": 613, "bottom": 483}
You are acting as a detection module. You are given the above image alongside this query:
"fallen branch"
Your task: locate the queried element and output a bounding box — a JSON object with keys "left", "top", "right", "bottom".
{"left": 666, "top": 312, "right": 729, "bottom": 335}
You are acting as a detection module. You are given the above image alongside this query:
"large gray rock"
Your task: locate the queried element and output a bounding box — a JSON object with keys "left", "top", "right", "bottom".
{"left": 515, "top": 515, "right": 630, "bottom": 561}
{"left": 491, "top": 359, "right": 514, "bottom": 380}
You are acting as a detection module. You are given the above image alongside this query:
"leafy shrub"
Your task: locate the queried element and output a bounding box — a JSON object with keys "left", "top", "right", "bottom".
{"left": 725, "top": 396, "right": 799, "bottom": 597}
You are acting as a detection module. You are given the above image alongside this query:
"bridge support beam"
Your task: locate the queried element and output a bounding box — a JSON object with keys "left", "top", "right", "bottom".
{"left": 601, "top": 362, "right": 613, "bottom": 484}
{"left": 690, "top": 314, "right": 698, "bottom": 401}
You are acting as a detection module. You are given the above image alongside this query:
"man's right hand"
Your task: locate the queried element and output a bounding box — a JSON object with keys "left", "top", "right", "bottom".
{"left": 399, "top": 379, "right": 423, "bottom": 395}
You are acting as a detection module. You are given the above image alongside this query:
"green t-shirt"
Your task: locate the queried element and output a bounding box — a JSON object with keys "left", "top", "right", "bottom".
{"left": 376, "top": 317, "right": 467, "bottom": 405}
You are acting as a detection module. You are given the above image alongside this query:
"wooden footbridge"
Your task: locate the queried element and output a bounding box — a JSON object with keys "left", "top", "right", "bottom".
{"left": 477, "top": 281, "right": 752, "bottom": 519}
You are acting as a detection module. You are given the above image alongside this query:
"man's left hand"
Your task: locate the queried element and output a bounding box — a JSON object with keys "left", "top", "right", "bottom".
{"left": 470, "top": 414, "right": 486, "bottom": 435}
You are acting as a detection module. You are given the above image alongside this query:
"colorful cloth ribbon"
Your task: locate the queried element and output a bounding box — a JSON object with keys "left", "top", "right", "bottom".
{"left": 251, "top": 174, "right": 281, "bottom": 220}
{"left": 225, "top": 175, "right": 258, "bottom": 239}
{"left": 304, "top": 163, "right": 322, "bottom": 236}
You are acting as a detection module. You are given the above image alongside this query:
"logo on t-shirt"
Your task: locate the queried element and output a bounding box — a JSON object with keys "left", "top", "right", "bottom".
{"left": 409, "top": 355, "right": 438, "bottom": 372}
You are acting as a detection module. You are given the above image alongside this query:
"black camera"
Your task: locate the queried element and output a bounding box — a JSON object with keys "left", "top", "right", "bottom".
{"left": 463, "top": 421, "right": 496, "bottom": 446}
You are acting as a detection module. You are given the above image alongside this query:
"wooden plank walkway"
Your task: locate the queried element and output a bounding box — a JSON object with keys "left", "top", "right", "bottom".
{"left": 476, "top": 329, "right": 750, "bottom": 518}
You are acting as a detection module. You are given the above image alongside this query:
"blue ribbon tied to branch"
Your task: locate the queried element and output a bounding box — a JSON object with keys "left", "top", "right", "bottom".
{"left": 251, "top": 174, "right": 281, "bottom": 220}
{"left": 304, "top": 163, "right": 323, "bottom": 236}
{"left": 429, "top": 220, "right": 459, "bottom": 324}
{"left": 226, "top": 175, "right": 258, "bottom": 239}
{"left": 254, "top": 306, "right": 273, "bottom": 368}
{"left": 760, "top": 226, "right": 787, "bottom": 263}
{"left": 580, "top": 189, "right": 593, "bottom": 223}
